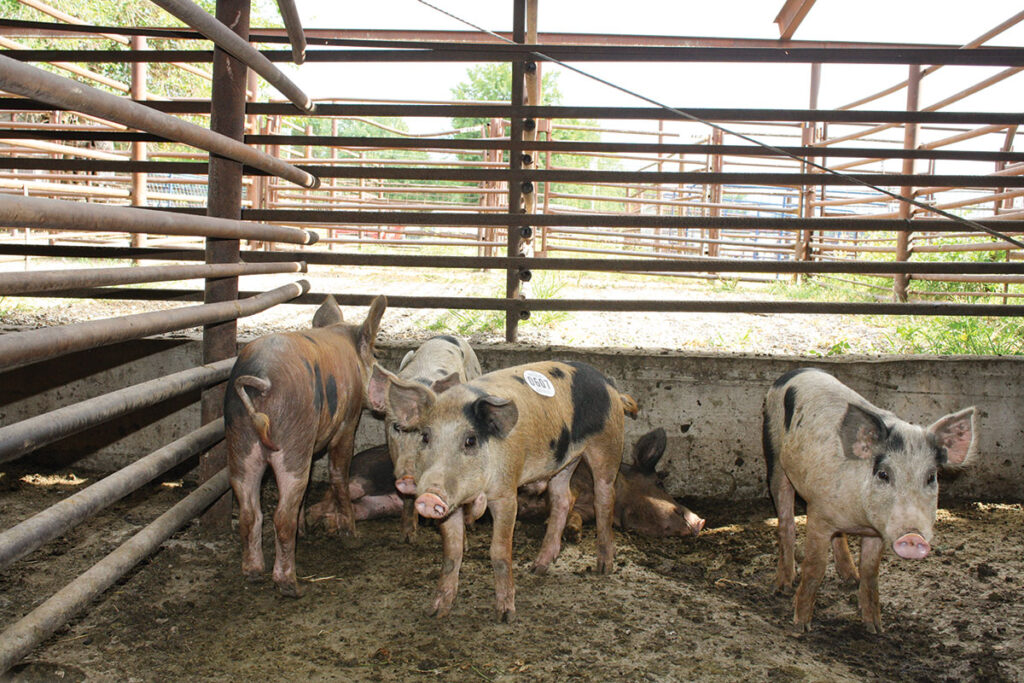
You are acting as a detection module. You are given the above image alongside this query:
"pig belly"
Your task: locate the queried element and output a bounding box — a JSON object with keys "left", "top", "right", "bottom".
{"left": 353, "top": 493, "right": 403, "bottom": 521}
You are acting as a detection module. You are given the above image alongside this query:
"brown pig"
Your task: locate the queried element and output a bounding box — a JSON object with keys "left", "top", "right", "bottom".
{"left": 518, "top": 428, "right": 705, "bottom": 539}
{"left": 369, "top": 360, "right": 638, "bottom": 622}
{"left": 225, "top": 295, "right": 386, "bottom": 597}
{"left": 385, "top": 335, "right": 482, "bottom": 541}
{"left": 763, "top": 368, "right": 977, "bottom": 633}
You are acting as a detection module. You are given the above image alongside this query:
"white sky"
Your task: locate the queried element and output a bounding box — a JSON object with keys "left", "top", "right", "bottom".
{"left": 278, "top": 1, "right": 1024, "bottom": 146}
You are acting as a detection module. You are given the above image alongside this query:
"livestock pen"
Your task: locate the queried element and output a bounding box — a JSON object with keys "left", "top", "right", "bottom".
{"left": 1, "top": 0, "right": 1023, "bottom": 679}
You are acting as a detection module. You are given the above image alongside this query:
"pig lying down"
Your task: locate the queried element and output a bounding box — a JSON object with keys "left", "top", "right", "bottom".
{"left": 347, "top": 427, "right": 705, "bottom": 539}
{"left": 763, "top": 368, "right": 977, "bottom": 633}
{"left": 385, "top": 335, "right": 482, "bottom": 541}
{"left": 370, "top": 360, "right": 638, "bottom": 622}
{"left": 517, "top": 427, "right": 704, "bottom": 538}
{"left": 225, "top": 295, "right": 386, "bottom": 597}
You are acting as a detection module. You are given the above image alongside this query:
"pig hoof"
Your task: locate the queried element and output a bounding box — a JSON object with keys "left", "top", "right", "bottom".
{"left": 596, "top": 559, "right": 614, "bottom": 575}
{"left": 497, "top": 607, "right": 516, "bottom": 624}
{"left": 530, "top": 562, "right": 549, "bottom": 576}
{"left": 864, "top": 621, "right": 884, "bottom": 635}
{"left": 277, "top": 582, "right": 303, "bottom": 599}
{"left": 242, "top": 569, "right": 263, "bottom": 583}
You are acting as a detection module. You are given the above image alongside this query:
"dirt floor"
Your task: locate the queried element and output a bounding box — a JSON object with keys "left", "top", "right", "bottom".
{"left": 1, "top": 469, "right": 1022, "bottom": 682}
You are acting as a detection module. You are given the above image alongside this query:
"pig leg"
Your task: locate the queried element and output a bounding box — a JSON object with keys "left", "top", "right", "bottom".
{"left": 268, "top": 451, "right": 313, "bottom": 598}
{"left": 792, "top": 512, "right": 832, "bottom": 631}
{"left": 400, "top": 497, "right": 419, "bottom": 543}
{"left": 771, "top": 467, "right": 798, "bottom": 593}
{"left": 563, "top": 507, "right": 584, "bottom": 544}
{"left": 228, "top": 442, "right": 268, "bottom": 580}
{"left": 832, "top": 533, "right": 860, "bottom": 585}
{"left": 858, "top": 535, "right": 885, "bottom": 634}
{"left": 531, "top": 460, "right": 580, "bottom": 575}
{"left": 488, "top": 496, "right": 518, "bottom": 623}
{"left": 429, "top": 505, "right": 465, "bottom": 618}
{"left": 308, "top": 429, "right": 358, "bottom": 536}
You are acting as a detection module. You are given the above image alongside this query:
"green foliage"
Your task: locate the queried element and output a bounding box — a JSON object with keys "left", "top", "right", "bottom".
{"left": 884, "top": 316, "right": 1024, "bottom": 355}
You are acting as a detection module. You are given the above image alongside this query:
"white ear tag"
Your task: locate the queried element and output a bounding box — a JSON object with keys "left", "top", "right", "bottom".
{"left": 523, "top": 370, "right": 556, "bottom": 397}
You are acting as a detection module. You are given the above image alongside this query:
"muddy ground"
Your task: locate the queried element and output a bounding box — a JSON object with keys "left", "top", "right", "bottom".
{"left": 1, "top": 468, "right": 1021, "bottom": 682}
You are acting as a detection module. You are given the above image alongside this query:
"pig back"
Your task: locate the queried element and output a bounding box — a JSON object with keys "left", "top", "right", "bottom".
{"left": 460, "top": 360, "right": 626, "bottom": 485}
{"left": 766, "top": 369, "right": 894, "bottom": 500}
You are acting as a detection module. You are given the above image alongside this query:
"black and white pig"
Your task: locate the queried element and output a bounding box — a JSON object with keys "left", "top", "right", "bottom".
{"left": 368, "top": 360, "right": 639, "bottom": 622}
{"left": 763, "top": 367, "right": 977, "bottom": 633}
{"left": 385, "top": 335, "right": 482, "bottom": 541}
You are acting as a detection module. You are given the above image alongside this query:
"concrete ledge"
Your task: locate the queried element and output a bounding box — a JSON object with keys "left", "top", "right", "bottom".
{"left": 3, "top": 337, "right": 1020, "bottom": 502}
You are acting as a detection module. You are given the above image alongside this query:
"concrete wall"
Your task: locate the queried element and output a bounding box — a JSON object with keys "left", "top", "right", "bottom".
{"left": 4, "top": 337, "right": 1021, "bottom": 502}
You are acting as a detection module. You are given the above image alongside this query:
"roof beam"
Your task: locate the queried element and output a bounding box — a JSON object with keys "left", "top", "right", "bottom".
{"left": 775, "top": 0, "right": 818, "bottom": 40}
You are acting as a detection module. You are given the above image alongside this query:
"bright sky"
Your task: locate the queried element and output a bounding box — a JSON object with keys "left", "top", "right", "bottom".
{"left": 279, "top": 1, "right": 1024, "bottom": 144}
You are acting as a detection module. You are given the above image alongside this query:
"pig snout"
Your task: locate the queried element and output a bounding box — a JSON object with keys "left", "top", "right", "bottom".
{"left": 395, "top": 475, "right": 416, "bottom": 495}
{"left": 893, "top": 533, "right": 931, "bottom": 559}
{"left": 688, "top": 515, "right": 706, "bottom": 537}
{"left": 415, "top": 491, "right": 449, "bottom": 519}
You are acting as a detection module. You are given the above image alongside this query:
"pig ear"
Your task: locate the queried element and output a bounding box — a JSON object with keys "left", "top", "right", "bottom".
{"left": 358, "top": 295, "right": 387, "bottom": 356}
{"left": 387, "top": 377, "right": 435, "bottom": 430}
{"left": 398, "top": 350, "right": 414, "bottom": 372}
{"left": 928, "top": 407, "right": 977, "bottom": 467}
{"left": 431, "top": 371, "right": 462, "bottom": 395}
{"left": 367, "top": 364, "right": 396, "bottom": 415}
{"left": 632, "top": 428, "right": 667, "bottom": 473}
{"left": 473, "top": 395, "right": 518, "bottom": 438}
{"left": 839, "top": 404, "right": 887, "bottom": 460}
{"left": 312, "top": 295, "right": 343, "bottom": 328}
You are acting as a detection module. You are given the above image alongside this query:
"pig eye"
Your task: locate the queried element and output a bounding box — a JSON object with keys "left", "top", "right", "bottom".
{"left": 876, "top": 470, "right": 890, "bottom": 484}
{"left": 464, "top": 434, "right": 477, "bottom": 449}
{"left": 421, "top": 431, "right": 430, "bottom": 445}
{"left": 926, "top": 472, "right": 937, "bottom": 486}
{"left": 391, "top": 423, "right": 400, "bottom": 433}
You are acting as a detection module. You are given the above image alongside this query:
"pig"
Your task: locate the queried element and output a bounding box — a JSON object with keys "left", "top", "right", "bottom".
{"left": 368, "top": 360, "right": 639, "bottom": 622}
{"left": 519, "top": 427, "right": 705, "bottom": 539}
{"left": 763, "top": 367, "right": 977, "bottom": 633}
{"left": 347, "top": 444, "right": 405, "bottom": 521}
{"left": 225, "top": 295, "right": 387, "bottom": 597}
{"left": 386, "top": 335, "right": 482, "bottom": 541}
{"left": 346, "top": 429, "right": 705, "bottom": 540}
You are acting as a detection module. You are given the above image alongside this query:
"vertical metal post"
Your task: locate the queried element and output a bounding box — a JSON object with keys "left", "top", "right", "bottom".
{"left": 200, "top": 0, "right": 249, "bottom": 527}
{"left": 894, "top": 64, "right": 921, "bottom": 302}
{"left": 521, "top": 0, "right": 539, "bottom": 257}
{"left": 796, "top": 62, "right": 820, "bottom": 280}
{"left": 505, "top": 0, "right": 526, "bottom": 342}
{"left": 707, "top": 128, "right": 723, "bottom": 259}
{"left": 130, "top": 35, "right": 147, "bottom": 250}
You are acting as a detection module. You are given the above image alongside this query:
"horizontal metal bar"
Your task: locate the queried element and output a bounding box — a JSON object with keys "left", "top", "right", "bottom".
{"left": 0, "top": 468, "right": 230, "bottom": 675}
{"left": 21, "top": 288, "right": 1024, "bottom": 317}
{"left": 2, "top": 98, "right": 1021, "bottom": 125}
{"left": 0, "top": 358, "right": 233, "bottom": 464}
{"left": 0, "top": 195, "right": 317, "bottom": 245}
{"left": 234, "top": 209, "right": 1024, "bottom": 232}
{"left": 0, "top": 260, "right": 305, "bottom": 295}
{"left": 7, "top": 244, "right": 1024, "bottom": 275}
{"left": 8, "top": 130, "right": 1024, "bottom": 163}
{"left": 0, "top": 55, "right": 318, "bottom": 189}
{"left": 0, "top": 20, "right": 986, "bottom": 51}
{"left": 284, "top": 168, "right": 1024, "bottom": 187}
{"left": 0, "top": 419, "right": 224, "bottom": 570}
{"left": 5, "top": 46, "right": 1024, "bottom": 66}
{"left": 147, "top": 0, "right": 313, "bottom": 111}
{"left": 0, "top": 280, "right": 309, "bottom": 370}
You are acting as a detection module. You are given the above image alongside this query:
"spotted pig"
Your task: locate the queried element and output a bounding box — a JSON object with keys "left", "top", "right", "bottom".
{"left": 369, "top": 360, "right": 639, "bottom": 622}
{"left": 763, "top": 367, "right": 977, "bottom": 633}
{"left": 225, "top": 295, "right": 386, "bottom": 597}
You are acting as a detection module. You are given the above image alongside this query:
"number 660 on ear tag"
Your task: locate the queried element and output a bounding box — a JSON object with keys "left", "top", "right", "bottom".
{"left": 522, "top": 370, "right": 555, "bottom": 397}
